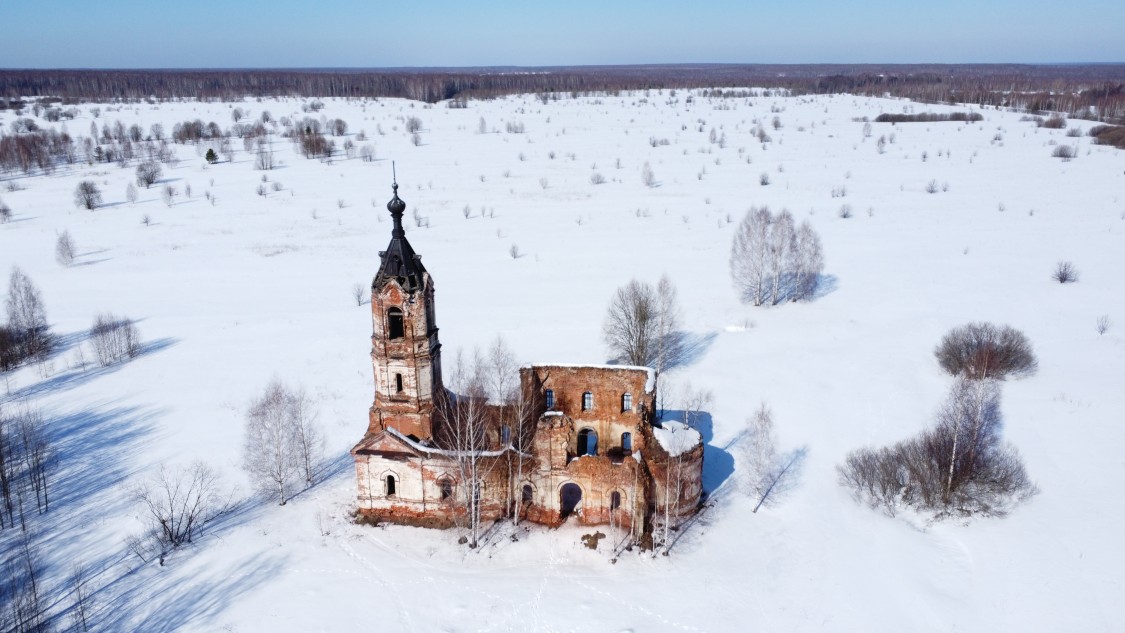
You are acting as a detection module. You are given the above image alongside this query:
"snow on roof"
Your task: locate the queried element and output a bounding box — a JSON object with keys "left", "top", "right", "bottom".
{"left": 652, "top": 420, "right": 702, "bottom": 457}
{"left": 522, "top": 362, "right": 656, "bottom": 393}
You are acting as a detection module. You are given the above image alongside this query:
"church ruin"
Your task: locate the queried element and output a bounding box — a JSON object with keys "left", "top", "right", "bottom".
{"left": 351, "top": 183, "right": 705, "bottom": 542}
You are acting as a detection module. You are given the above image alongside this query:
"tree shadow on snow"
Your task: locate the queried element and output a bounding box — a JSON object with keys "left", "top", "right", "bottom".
{"left": 5, "top": 337, "right": 178, "bottom": 402}
{"left": 92, "top": 551, "right": 287, "bottom": 632}
{"left": 663, "top": 331, "right": 717, "bottom": 372}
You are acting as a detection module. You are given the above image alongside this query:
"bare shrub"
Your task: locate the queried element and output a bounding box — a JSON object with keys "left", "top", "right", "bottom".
{"left": 590, "top": 172, "right": 606, "bottom": 185}
{"left": 925, "top": 179, "right": 940, "bottom": 194}
{"left": 73, "top": 181, "right": 102, "bottom": 209}
{"left": 837, "top": 204, "right": 852, "bottom": 219}
{"left": 838, "top": 378, "right": 1037, "bottom": 518}
{"left": 360, "top": 144, "right": 375, "bottom": 162}
{"left": 1096, "top": 314, "right": 1111, "bottom": 335}
{"left": 135, "top": 160, "right": 162, "bottom": 188}
{"left": 1051, "top": 145, "right": 1075, "bottom": 160}
{"left": 351, "top": 282, "right": 367, "bottom": 306}
{"left": 126, "top": 182, "right": 138, "bottom": 205}
{"left": 133, "top": 462, "right": 229, "bottom": 552}
{"left": 1, "top": 199, "right": 12, "bottom": 223}
{"left": 1039, "top": 114, "right": 1066, "bottom": 129}
{"left": 405, "top": 116, "right": 422, "bottom": 133}
{"left": 641, "top": 162, "right": 656, "bottom": 187}
{"left": 161, "top": 184, "right": 177, "bottom": 207}
{"left": 934, "top": 322, "right": 1037, "bottom": 380}
{"left": 90, "top": 313, "right": 140, "bottom": 365}
{"left": 1052, "top": 260, "right": 1078, "bottom": 283}
{"left": 759, "top": 172, "right": 770, "bottom": 186}
{"left": 55, "top": 230, "right": 76, "bottom": 267}
{"left": 508, "top": 244, "right": 521, "bottom": 259}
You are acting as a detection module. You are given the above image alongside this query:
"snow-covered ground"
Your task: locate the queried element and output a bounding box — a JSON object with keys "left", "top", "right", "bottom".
{"left": 1, "top": 91, "right": 1123, "bottom": 632}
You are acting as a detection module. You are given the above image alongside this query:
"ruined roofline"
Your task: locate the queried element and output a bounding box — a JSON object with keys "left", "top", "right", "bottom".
{"left": 384, "top": 427, "right": 531, "bottom": 459}
{"left": 521, "top": 362, "right": 656, "bottom": 393}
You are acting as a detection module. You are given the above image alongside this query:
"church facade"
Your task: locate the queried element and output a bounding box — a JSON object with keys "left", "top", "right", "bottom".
{"left": 351, "top": 184, "right": 705, "bottom": 541}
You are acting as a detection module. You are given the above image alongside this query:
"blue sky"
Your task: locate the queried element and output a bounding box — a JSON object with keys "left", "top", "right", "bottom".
{"left": 4, "top": 0, "right": 1123, "bottom": 68}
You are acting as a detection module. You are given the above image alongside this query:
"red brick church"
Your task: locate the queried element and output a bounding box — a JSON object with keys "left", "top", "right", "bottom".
{"left": 351, "top": 183, "right": 704, "bottom": 543}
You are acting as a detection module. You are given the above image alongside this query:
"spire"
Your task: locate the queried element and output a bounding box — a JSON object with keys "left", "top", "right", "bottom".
{"left": 375, "top": 170, "right": 427, "bottom": 292}
{"left": 387, "top": 170, "right": 406, "bottom": 238}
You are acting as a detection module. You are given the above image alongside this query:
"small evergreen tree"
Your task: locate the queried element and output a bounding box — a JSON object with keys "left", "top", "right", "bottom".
{"left": 205, "top": 148, "right": 218, "bottom": 164}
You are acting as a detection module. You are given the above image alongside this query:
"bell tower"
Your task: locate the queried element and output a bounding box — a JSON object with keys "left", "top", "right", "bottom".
{"left": 367, "top": 180, "right": 443, "bottom": 441}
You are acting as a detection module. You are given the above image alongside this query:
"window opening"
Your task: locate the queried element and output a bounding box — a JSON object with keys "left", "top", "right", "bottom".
{"left": 582, "top": 391, "right": 593, "bottom": 411}
{"left": 577, "top": 428, "right": 598, "bottom": 456}
{"left": 522, "top": 484, "right": 534, "bottom": 504}
{"left": 545, "top": 389, "right": 555, "bottom": 409}
{"left": 622, "top": 393, "right": 633, "bottom": 412}
{"left": 387, "top": 307, "right": 404, "bottom": 339}
{"left": 610, "top": 491, "right": 622, "bottom": 510}
{"left": 385, "top": 475, "right": 396, "bottom": 496}
{"left": 439, "top": 479, "right": 453, "bottom": 500}
{"left": 621, "top": 432, "right": 632, "bottom": 451}
{"left": 395, "top": 373, "right": 404, "bottom": 393}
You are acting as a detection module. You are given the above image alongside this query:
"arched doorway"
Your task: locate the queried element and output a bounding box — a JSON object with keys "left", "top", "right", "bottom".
{"left": 559, "top": 483, "right": 582, "bottom": 519}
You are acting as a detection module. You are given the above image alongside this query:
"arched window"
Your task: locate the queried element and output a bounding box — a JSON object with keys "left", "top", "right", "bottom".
{"left": 395, "top": 373, "right": 404, "bottom": 393}
{"left": 501, "top": 425, "right": 511, "bottom": 444}
{"left": 577, "top": 428, "right": 598, "bottom": 456}
{"left": 622, "top": 393, "right": 632, "bottom": 412}
{"left": 610, "top": 491, "right": 622, "bottom": 510}
{"left": 438, "top": 478, "right": 453, "bottom": 501}
{"left": 621, "top": 432, "right": 632, "bottom": 451}
{"left": 522, "top": 484, "right": 534, "bottom": 504}
{"left": 387, "top": 307, "right": 404, "bottom": 339}
{"left": 582, "top": 391, "right": 593, "bottom": 411}
{"left": 544, "top": 389, "right": 555, "bottom": 409}
{"left": 385, "top": 475, "right": 396, "bottom": 497}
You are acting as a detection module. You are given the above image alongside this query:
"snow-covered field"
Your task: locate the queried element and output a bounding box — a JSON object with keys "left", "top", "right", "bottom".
{"left": 1, "top": 91, "right": 1123, "bottom": 632}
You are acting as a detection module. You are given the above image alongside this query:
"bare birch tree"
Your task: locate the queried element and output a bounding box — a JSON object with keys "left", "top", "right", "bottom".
{"left": 732, "top": 207, "right": 824, "bottom": 305}
{"left": 437, "top": 349, "right": 500, "bottom": 547}
{"left": 730, "top": 207, "right": 773, "bottom": 306}
{"left": 3, "top": 531, "right": 47, "bottom": 633}
{"left": 768, "top": 210, "right": 795, "bottom": 304}
{"left": 486, "top": 336, "right": 536, "bottom": 525}
{"left": 5, "top": 267, "right": 50, "bottom": 362}
{"left": 603, "top": 276, "right": 682, "bottom": 379}
{"left": 242, "top": 379, "right": 322, "bottom": 504}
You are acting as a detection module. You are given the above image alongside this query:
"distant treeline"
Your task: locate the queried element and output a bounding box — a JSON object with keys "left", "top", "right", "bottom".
{"left": 874, "top": 112, "right": 984, "bottom": 123}
{"left": 2, "top": 64, "right": 1125, "bottom": 123}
